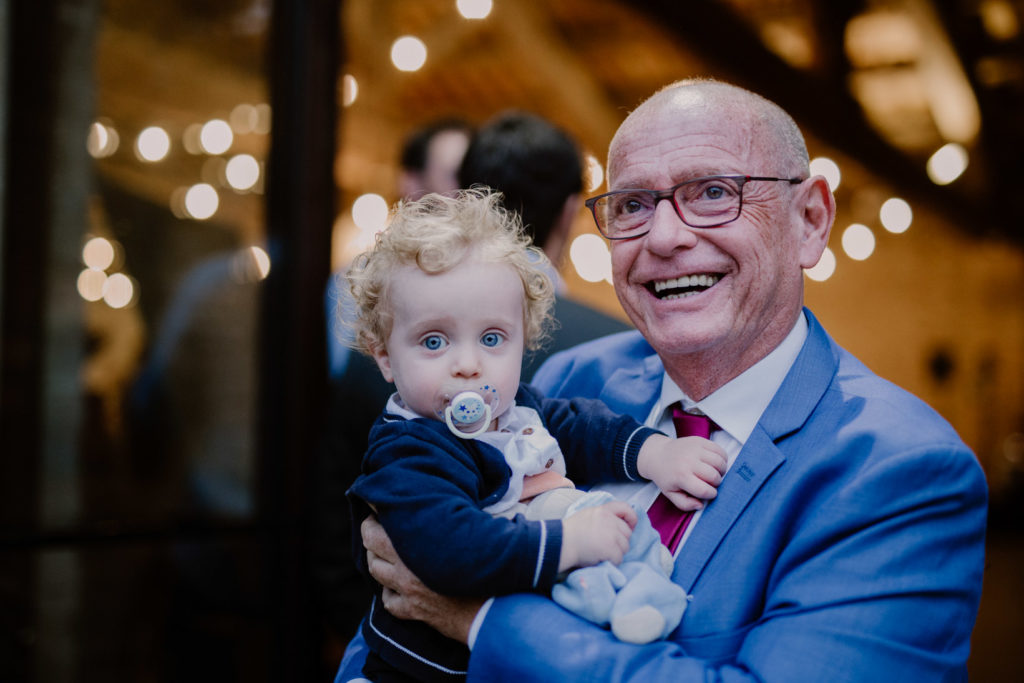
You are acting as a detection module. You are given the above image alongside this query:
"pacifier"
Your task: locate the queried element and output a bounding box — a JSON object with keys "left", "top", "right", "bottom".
{"left": 438, "top": 385, "right": 501, "bottom": 439}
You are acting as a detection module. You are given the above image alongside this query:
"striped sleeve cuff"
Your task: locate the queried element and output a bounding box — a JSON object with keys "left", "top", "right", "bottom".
{"left": 615, "top": 425, "right": 662, "bottom": 481}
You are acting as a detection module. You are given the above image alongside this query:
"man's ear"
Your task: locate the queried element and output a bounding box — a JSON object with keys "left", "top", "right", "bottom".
{"left": 370, "top": 344, "right": 395, "bottom": 383}
{"left": 796, "top": 175, "right": 836, "bottom": 269}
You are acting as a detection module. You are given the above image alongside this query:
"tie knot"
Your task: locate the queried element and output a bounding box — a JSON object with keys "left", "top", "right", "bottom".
{"left": 671, "top": 404, "right": 714, "bottom": 439}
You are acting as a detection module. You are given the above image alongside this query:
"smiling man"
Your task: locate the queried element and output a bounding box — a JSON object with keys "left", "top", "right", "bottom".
{"left": 336, "top": 79, "right": 987, "bottom": 682}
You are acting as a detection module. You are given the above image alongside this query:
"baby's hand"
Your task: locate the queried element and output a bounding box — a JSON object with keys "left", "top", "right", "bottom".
{"left": 637, "top": 434, "right": 728, "bottom": 511}
{"left": 558, "top": 502, "right": 637, "bottom": 572}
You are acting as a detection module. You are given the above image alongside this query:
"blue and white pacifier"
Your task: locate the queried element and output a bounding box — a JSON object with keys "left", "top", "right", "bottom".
{"left": 441, "top": 385, "right": 500, "bottom": 439}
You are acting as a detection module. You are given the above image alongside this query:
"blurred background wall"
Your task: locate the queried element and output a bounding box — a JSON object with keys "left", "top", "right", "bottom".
{"left": 2, "top": 1, "right": 1022, "bottom": 681}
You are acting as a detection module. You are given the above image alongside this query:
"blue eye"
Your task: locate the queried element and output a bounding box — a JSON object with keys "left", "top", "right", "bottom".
{"left": 481, "top": 332, "right": 504, "bottom": 348}
{"left": 421, "top": 334, "right": 447, "bottom": 351}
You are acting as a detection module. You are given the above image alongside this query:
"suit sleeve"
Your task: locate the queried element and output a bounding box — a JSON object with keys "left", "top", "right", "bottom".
{"left": 467, "top": 439, "right": 988, "bottom": 682}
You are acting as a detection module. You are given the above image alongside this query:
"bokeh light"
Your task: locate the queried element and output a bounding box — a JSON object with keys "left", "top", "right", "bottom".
{"left": 585, "top": 154, "right": 605, "bottom": 193}
{"left": 200, "top": 119, "right": 234, "bottom": 155}
{"left": 927, "top": 142, "right": 968, "bottom": 185}
{"left": 342, "top": 74, "right": 359, "bottom": 107}
{"left": 804, "top": 246, "right": 836, "bottom": 282}
{"left": 87, "top": 121, "right": 119, "bottom": 158}
{"left": 352, "top": 193, "right": 389, "bottom": 231}
{"left": 136, "top": 126, "right": 171, "bottom": 162}
{"left": 570, "top": 234, "right": 613, "bottom": 284}
{"left": 457, "top": 0, "right": 493, "bottom": 20}
{"left": 102, "top": 272, "right": 136, "bottom": 309}
{"left": 880, "top": 197, "right": 913, "bottom": 234}
{"left": 77, "top": 268, "right": 107, "bottom": 302}
{"left": 82, "top": 236, "right": 116, "bottom": 271}
{"left": 230, "top": 103, "right": 259, "bottom": 134}
{"left": 225, "top": 154, "right": 260, "bottom": 190}
{"left": 841, "top": 223, "right": 875, "bottom": 261}
{"left": 809, "top": 157, "right": 841, "bottom": 191}
{"left": 184, "top": 183, "right": 219, "bottom": 220}
{"left": 391, "top": 36, "right": 427, "bottom": 72}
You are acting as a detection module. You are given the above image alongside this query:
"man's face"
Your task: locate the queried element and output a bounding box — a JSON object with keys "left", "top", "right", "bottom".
{"left": 421, "top": 130, "right": 471, "bottom": 196}
{"left": 372, "top": 255, "right": 525, "bottom": 425}
{"left": 606, "top": 93, "right": 811, "bottom": 378}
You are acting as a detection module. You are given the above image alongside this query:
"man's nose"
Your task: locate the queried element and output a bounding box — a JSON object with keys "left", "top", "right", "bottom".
{"left": 644, "top": 199, "right": 698, "bottom": 254}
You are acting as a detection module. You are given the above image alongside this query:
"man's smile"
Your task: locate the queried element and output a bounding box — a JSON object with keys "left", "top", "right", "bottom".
{"left": 648, "top": 273, "right": 722, "bottom": 300}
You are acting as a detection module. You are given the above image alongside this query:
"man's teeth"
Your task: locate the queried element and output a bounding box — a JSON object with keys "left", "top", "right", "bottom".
{"left": 653, "top": 274, "right": 721, "bottom": 299}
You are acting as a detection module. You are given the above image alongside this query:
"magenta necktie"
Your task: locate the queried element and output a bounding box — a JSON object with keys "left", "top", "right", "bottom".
{"left": 647, "top": 405, "right": 714, "bottom": 553}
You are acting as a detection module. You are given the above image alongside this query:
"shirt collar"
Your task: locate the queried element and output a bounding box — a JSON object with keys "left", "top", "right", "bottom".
{"left": 655, "top": 311, "right": 808, "bottom": 446}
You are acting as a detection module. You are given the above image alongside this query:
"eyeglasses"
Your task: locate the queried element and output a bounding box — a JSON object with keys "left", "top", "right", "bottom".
{"left": 584, "top": 175, "right": 804, "bottom": 240}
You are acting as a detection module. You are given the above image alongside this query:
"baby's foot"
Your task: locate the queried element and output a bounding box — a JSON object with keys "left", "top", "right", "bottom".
{"left": 611, "top": 605, "right": 665, "bottom": 644}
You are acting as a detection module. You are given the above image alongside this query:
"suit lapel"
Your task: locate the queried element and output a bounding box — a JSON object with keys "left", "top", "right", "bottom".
{"left": 673, "top": 425, "right": 784, "bottom": 590}
{"left": 673, "top": 309, "right": 839, "bottom": 591}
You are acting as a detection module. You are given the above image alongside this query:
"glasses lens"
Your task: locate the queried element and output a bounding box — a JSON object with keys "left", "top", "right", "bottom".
{"left": 596, "top": 191, "right": 654, "bottom": 238}
{"left": 675, "top": 176, "right": 742, "bottom": 226}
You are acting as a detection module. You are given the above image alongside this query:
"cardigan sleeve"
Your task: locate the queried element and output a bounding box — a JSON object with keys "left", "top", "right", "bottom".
{"left": 517, "top": 383, "right": 661, "bottom": 485}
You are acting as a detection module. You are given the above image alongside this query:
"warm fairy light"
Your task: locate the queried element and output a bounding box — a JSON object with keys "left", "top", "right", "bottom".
{"left": 87, "top": 121, "right": 119, "bottom": 158}
{"left": 184, "top": 183, "right": 219, "bottom": 219}
{"left": 585, "top": 155, "right": 605, "bottom": 193}
{"left": 804, "top": 247, "right": 836, "bottom": 282}
{"left": 880, "top": 197, "right": 913, "bottom": 234}
{"left": 254, "top": 104, "right": 272, "bottom": 135}
{"left": 927, "top": 143, "right": 968, "bottom": 185}
{"left": 569, "top": 234, "right": 613, "bottom": 284}
{"left": 249, "top": 246, "right": 271, "bottom": 279}
{"left": 352, "top": 193, "right": 389, "bottom": 231}
{"left": 225, "top": 154, "right": 260, "bottom": 190}
{"left": 199, "top": 119, "right": 233, "bottom": 155}
{"left": 102, "top": 273, "right": 135, "bottom": 309}
{"left": 77, "top": 268, "right": 107, "bottom": 301}
{"left": 343, "top": 74, "right": 359, "bottom": 107}
{"left": 842, "top": 223, "right": 875, "bottom": 261}
{"left": 82, "top": 236, "right": 115, "bottom": 271}
{"left": 136, "top": 126, "right": 171, "bottom": 162}
{"left": 230, "top": 104, "right": 259, "bottom": 134}
{"left": 809, "top": 157, "right": 841, "bottom": 191}
{"left": 457, "top": 0, "right": 493, "bottom": 20}
{"left": 391, "top": 36, "right": 427, "bottom": 72}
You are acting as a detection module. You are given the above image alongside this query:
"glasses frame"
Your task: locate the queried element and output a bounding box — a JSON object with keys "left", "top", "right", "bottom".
{"left": 585, "top": 174, "right": 804, "bottom": 240}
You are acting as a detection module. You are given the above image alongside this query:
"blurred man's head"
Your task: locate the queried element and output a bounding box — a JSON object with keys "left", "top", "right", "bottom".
{"left": 398, "top": 118, "right": 473, "bottom": 200}
{"left": 458, "top": 111, "right": 583, "bottom": 264}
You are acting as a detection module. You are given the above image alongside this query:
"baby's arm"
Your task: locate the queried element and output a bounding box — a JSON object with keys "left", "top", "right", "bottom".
{"left": 557, "top": 501, "right": 637, "bottom": 572}
{"left": 637, "top": 435, "right": 728, "bottom": 511}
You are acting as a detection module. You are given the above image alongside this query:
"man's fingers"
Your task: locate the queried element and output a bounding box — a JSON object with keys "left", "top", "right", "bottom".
{"left": 361, "top": 515, "right": 398, "bottom": 562}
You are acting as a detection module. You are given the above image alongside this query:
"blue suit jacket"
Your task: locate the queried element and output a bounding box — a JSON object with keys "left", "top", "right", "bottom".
{"left": 337, "top": 309, "right": 987, "bottom": 682}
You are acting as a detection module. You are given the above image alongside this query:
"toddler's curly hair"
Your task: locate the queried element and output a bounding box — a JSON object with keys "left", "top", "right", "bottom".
{"left": 347, "top": 188, "right": 555, "bottom": 355}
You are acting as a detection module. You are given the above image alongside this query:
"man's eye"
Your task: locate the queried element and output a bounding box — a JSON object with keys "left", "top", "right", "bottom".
{"left": 480, "top": 332, "right": 504, "bottom": 348}
{"left": 613, "top": 194, "right": 649, "bottom": 216}
{"left": 421, "top": 335, "right": 446, "bottom": 351}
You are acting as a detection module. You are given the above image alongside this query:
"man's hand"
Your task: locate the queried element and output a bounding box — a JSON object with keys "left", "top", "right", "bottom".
{"left": 362, "top": 515, "right": 485, "bottom": 644}
{"left": 637, "top": 434, "right": 728, "bottom": 510}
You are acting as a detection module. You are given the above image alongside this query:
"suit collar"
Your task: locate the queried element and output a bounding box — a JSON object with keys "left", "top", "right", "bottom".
{"left": 596, "top": 352, "right": 664, "bottom": 424}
